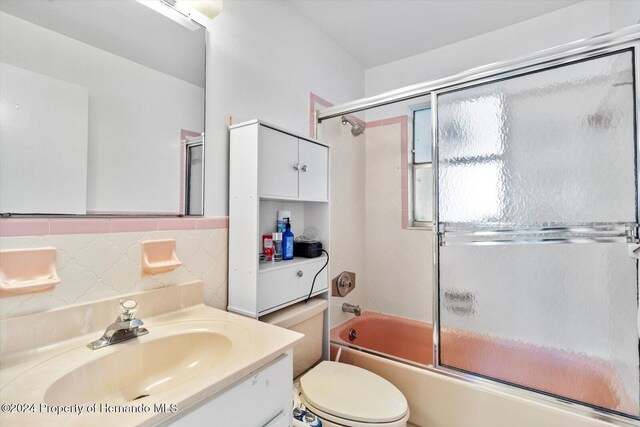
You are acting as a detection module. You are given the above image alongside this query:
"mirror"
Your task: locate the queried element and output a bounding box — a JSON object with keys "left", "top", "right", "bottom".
{"left": 0, "top": 0, "right": 206, "bottom": 216}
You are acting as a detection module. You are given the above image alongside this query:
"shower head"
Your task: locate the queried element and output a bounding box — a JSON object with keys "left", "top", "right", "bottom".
{"left": 341, "top": 116, "right": 365, "bottom": 137}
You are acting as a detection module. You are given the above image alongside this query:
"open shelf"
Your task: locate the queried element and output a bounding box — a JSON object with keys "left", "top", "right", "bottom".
{"left": 259, "top": 195, "right": 329, "bottom": 203}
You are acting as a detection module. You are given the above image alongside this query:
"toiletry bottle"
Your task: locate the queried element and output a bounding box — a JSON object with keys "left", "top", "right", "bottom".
{"left": 283, "top": 218, "right": 294, "bottom": 260}
{"left": 262, "top": 235, "right": 274, "bottom": 261}
{"left": 277, "top": 210, "right": 291, "bottom": 233}
{"left": 272, "top": 232, "right": 283, "bottom": 262}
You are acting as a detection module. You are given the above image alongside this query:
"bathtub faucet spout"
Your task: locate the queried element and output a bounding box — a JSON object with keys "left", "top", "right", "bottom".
{"left": 342, "top": 303, "right": 361, "bottom": 316}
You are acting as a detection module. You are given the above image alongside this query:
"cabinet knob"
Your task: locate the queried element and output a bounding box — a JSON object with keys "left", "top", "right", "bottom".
{"left": 297, "top": 270, "right": 304, "bottom": 277}
{"left": 293, "top": 164, "right": 300, "bottom": 171}
{"left": 301, "top": 165, "right": 308, "bottom": 172}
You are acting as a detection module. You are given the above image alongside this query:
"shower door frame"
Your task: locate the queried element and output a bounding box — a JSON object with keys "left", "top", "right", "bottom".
{"left": 315, "top": 25, "right": 640, "bottom": 426}
{"left": 430, "top": 43, "right": 640, "bottom": 423}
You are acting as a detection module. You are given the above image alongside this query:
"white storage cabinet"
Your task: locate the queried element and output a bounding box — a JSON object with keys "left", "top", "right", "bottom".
{"left": 228, "top": 120, "right": 330, "bottom": 318}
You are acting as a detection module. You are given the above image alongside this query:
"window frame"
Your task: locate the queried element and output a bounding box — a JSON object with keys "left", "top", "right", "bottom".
{"left": 408, "top": 105, "right": 434, "bottom": 229}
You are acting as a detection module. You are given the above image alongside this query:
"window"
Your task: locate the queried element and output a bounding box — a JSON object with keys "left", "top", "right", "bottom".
{"left": 410, "top": 107, "right": 433, "bottom": 226}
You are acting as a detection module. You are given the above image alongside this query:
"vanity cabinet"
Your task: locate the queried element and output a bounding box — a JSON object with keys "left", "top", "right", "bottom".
{"left": 166, "top": 352, "right": 292, "bottom": 427}
{"left": 258, "top": 125, "right": 328, "bottom": 202}
{"left": 228, "top": 120, "right": 330, "bottom": 318}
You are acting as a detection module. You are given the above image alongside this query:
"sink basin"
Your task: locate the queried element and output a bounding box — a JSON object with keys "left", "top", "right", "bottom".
{"left": 44, "top": 331, "right": 232, "bottom": 405}
{"left": 0, "top": 288, "right": 304, "bottom": 427}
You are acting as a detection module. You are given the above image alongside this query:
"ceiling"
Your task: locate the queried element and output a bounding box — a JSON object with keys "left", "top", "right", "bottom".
{"left": 289, "top": 0, "right": 581, "bottom": 68}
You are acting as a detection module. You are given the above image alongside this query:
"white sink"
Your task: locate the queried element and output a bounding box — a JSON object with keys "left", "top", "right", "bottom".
{"left": 1, "top": 320, "right": 250, "bottom": 409}
{"left": 45, "top": 331, "right": 232, "bottom": 405}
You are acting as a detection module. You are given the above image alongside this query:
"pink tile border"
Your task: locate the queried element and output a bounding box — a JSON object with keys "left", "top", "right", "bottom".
{"left": 196, "top": 217, "right": 228, "bottom": 229}
{"left": 158, "top": 218, "right": 197, "bottom": 231}
{"left": 0, "top": 216, "right": 229, "bottom": 237}
{"left": 110, "top": 218, "right": 160, "bottom": 233}
{"left": 309, "top": 92, "right": 333, "bottom": 138}
{"left": 309, "top": 92, "right": 365, "bottom": 137}
{"left": 0, "top": 219, "right": 50, "bottom": 237}
{"left": 50, "top": 219, "right": 110, "bottom": 235}
{"left": 366, "top": 116, "right": 410, "bottom": 229}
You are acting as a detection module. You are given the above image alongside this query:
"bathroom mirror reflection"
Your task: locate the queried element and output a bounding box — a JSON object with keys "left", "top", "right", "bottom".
{"left": 0, "top": 0, "right": 206, "bottom": 216}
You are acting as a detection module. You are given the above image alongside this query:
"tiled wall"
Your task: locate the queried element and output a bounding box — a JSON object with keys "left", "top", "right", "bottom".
{"left": 0, "top": 218, "right": 228, "bottom": 319}
{"left": 320, "top": 115, "right": 368, "bottom": 328}
{"left": 364, "top": 121, "right": 432, "bottom": 323}
{"left": 314, "top": 93, "right": 432, "bottom": 326}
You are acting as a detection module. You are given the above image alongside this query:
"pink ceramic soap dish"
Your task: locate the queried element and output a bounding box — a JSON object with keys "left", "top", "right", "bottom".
{"left": 141, "top": 239, "right": 182, "bottom": 275}
{"left": 0, "top": 247, "right": 60, "bottom": 298}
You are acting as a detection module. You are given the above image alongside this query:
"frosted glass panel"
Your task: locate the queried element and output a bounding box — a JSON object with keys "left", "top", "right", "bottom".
{"left": 414, "top": 166, "right": 433, "bottom": 222}
{"left": 439, "top": 242, "right": 639, "bottom": 416}
{"left": 438, "top": 50, "right": 636, "bottom": 225}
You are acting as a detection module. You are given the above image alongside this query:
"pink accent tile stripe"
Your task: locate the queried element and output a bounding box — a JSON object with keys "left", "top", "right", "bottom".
{"left": 309, "top": 92, "right": 334, "bottom": 138}
{"left": 50, "top": 219, "right": 110, "bottom": 235}
{"left": 0, "top": 216, "right": 229, "bottom": 237}
{"left": 0, "top": 219, "right": 50, "bottom": 237}
{"left": 367, "top": 116, "right": 410, "bottom": 229}
{"left": 110, "top": 219, "right": 160, "bottom": 233}
{"left": 158, "top": 218, "right": 197, "bottom": 231}
{"left": 196, "top": 217, "right": 228, "bottom": 229}
{"left": 308, "top": 92, "right": 366, "bottom": 138}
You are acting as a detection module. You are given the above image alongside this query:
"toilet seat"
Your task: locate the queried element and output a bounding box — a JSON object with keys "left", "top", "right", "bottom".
{"left": 299, "top": 361, "right": 409, "bottom": 426}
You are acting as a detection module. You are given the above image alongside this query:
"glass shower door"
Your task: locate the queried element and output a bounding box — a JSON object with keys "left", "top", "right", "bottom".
{"left": 435, "top": 49, "right": 639, "bottom": 418}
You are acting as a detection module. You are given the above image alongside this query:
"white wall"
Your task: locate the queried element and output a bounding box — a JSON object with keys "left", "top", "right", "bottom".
{"left": 365, "top": 1, "right": 617, "bottom": 96}
{"left": 0, "top": 63, "right": 88, "bottom": 214}
{"left": 0, "top": 11, "right": 204, "bottom": 214}
{"left": 203, "top": 0, "right": 364, "bottom": 216}
{"left": 610, "top": 0, "right": 640, "bottom": 30}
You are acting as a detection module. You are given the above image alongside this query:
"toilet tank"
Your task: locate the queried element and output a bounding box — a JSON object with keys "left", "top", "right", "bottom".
{"left": 261, "top": 298, "right": 327, "bottom": 378}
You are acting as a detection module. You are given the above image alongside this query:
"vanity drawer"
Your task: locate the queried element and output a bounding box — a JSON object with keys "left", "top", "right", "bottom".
{"left": 258, "top": 257, "right": 328, "bottom": 314}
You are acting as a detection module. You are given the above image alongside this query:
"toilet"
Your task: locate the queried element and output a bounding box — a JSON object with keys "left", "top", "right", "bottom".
{"left": 261, "top": 298, "right": 410, "bottom": 427}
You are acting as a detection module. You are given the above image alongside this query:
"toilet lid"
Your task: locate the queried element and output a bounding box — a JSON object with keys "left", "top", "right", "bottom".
{"left": 299, "top": 361, "right": 408, "bottom": 423}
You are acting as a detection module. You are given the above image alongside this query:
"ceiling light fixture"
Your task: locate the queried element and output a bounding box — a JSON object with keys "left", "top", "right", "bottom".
{"left": 175, "top": 1, "right": 223, "bottom": 21}
{"left": 136, "top": 0, "right": 201, "bottom": 31}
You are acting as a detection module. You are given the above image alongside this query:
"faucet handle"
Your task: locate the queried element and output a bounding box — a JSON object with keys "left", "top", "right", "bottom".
{"left": 119, "top": 299, "right": 138, "bottom": 321}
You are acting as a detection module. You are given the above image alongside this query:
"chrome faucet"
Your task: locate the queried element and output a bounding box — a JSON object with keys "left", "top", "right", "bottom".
{"left": 87, "top": 300, "right": 148, "bottom": 350}
{"left": 342, "top": 302, "right": 361, "bottom": 316}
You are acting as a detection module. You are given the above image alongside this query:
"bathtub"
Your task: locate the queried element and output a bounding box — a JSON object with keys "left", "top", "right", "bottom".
{"left": 330, "top": 311, "right": 432, "bottom": 366}
{"left": 330, "top": 311, "right": 638, "bottom": 424}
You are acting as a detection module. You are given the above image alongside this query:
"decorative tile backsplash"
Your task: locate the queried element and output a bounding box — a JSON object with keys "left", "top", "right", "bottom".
{"left": 0, "top": 227, "right": 228, "bottom": 318}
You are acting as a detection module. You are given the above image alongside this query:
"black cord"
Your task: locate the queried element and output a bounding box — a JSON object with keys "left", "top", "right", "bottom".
{"left": 306, "top": 249, "right": 329, "bottom": 303}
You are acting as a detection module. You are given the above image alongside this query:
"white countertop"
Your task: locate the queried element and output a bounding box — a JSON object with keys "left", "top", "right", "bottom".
{"left": 0, "top": 283, "right": 302, "bottom": 426}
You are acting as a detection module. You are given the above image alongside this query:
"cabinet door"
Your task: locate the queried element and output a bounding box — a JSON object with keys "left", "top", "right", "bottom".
{"left": 165, "top": 353, "right": 293, "bottom": 427}
{"left": 258, "top": 126, "right": 299, "bottom": 198}
{"left": 298, "top": 140, "right": 328, "bottom": 201}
